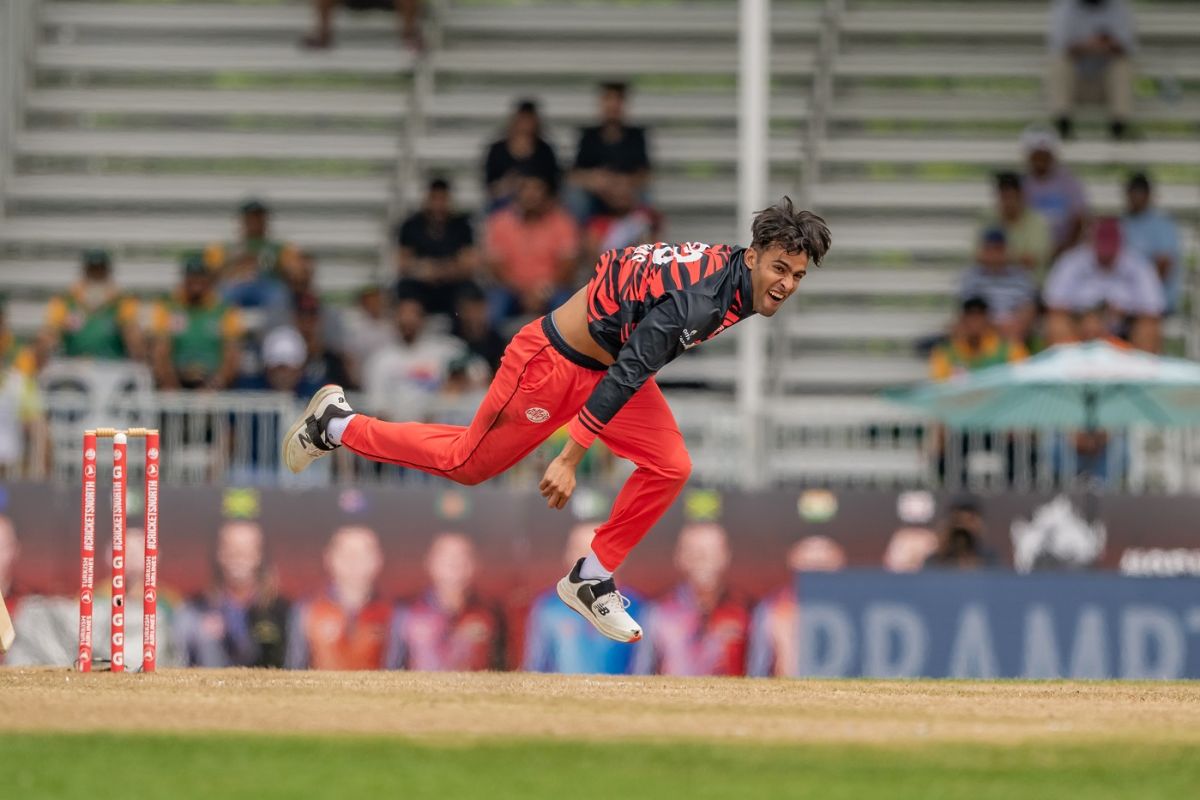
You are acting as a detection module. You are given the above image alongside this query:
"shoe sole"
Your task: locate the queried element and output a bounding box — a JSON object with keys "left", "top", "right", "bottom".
{"left": 556, "top": 576, "right": 642, "bottom": 643}
{"left": 282, "top": 383, "right": 345, "bottom": 474}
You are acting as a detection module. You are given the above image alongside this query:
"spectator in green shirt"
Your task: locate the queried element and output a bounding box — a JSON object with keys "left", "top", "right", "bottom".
{"left": 151, "top": 253, "right": 243, "bottom": 391}
{"left": 978, "top": 172, "right": 1052, "bottom": 276}
{"left": 39, "top": 250, "right": 144, "bottom": 362}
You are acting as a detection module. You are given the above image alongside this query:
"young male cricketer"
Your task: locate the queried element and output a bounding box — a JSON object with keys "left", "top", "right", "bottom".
{"left": 285, "top": 197, "right": 831, "bottom": 643}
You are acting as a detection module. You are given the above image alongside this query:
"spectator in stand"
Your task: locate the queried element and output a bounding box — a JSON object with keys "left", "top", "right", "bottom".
{"left": 150, "top": 253, "right": 243, "bottom": 390}
{"left": 1021, "top": 126, "right": 1088, "bottom": 259}
{"left": 386, "top": 532, "right": 504, "bottom": 671}
{"left": 396, "top": 178, "right": 479, "bottom": 316}
{"left": 1043, "top": 217, "right": 1164, "bottom": 351}
{"left": 302, "top": 0, "right": 422, "bottom": 51}
{"left": 39, "top": 250, "right": 144, "bottom": 363}
{"left": 362, "top": 290, "right": 468, "bottom": 420}
{"left": 930, "top": 297, "right": 1028, "bottom": 381}
{"left": 923, "top": 495, "right": 998, "bottom": 570}
{"left": 0, "top": 301, "right": 45, "bottom": 478}
{"left": 1121, "top": 172, "right": 1182, "bottom": 314}
{"left": 484, "top": 99, "right": 560, "bottom": 211}
{"left": 484, "top": 170, "right": 579, "bottom": 324}
{"left": 216, "top": 199, "right": 296, "bottom": 309}
{"left": 450, "top": 283, "right": 506, "bottom": 373}
{"left": 570, "top": 82, "right": 651, "bottom": 222}
{"left": 286, "top": 525, "right": 394, "bottom": 670}
{"left": 260, "top": 326, "right": 309, "bottom": 397}
{"left": 293, "top": 291, "right": 357, "bottom": 392}
{"left": 981, "top": 171, "right": 1052, "bottom": 274}
{"left": 746, "top": 536, "right": 846, "bottom": 678}
{"left": 584, "top": 167, "right": 662, "bottom": 261}
{"left": 959, "top": 227, "right": 1038, "bottom": 342}
{"left": 633, "top": 523, "right": 749, "bottom": 677}
{"left": 178, "top": 521, "right": 290, "bottom": 668}
{"left": 524, "top": 522, "right": 644, "bottom": 675}
{"left": 1047, "top": 0, "right": 1136, "bottom": 140}
{"left": 341, "top": 285, "right": 396, "bottom": 368}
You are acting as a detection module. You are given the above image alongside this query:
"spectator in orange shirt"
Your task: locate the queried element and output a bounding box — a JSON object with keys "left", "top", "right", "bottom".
{"left": 285, "top": 525, "right": 394, "bottom": 670}
{"left": 484, "top": 170, "right": 579, "bottom": 324}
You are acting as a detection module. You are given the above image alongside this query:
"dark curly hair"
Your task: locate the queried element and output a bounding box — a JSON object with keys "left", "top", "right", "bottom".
{"left": 750, "top": 197, "right": 832, "bottom": 266}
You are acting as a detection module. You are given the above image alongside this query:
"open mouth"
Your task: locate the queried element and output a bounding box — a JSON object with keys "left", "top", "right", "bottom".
{"left": 767, "top": 289, "right": 786, "bottom": 304}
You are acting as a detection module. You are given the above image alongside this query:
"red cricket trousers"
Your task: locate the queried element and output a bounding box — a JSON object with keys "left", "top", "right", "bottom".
{"left": 341, "top": 317, "right": 691, "bottom": 570}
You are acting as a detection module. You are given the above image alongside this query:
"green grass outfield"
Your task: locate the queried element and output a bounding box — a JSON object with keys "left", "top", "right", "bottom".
{"left": 6, "top": 733, "right": 1199, "bottom": 800}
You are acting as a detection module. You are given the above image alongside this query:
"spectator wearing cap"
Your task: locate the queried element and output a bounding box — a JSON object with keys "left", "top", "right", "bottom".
{"left": 216, "top": 199, "right": 299, "bottom": 300}
{"left": 1047, "top": 0, "right": 1136, "bottom": 141}
{"left": 39, "top": 250, "right": 144, "bottom": 363}
{"left": 483, "top": 99, "right": 560, "bottom": 211}
{"left": 395, "top": 179, "right": 479, "bottom": 316}
{"left": 449, "top": 284, "right": 505, "bottom": 374}
{"left": 980, "top": 172, "right": 1052, "bottom": 274}
{"left": 1121, "top": 173, "right": 1182, "bottom": 313}
{"left": 930, "top": 297, "right": 1028, "bottom": 382}
{"left": 260, "top": 326, "right": 309, "bottom": 397}
{"left": 1020, "top": 126, "right": 1089, "bottom": 260}
{"left": 570, "top": 82, "right": 652, "bottom": 222}
{"left": 362, "top": 289, "right": 469, "bottom": 421}
{"left": 484, "top": 169, "right": 579, "bottom": 325}
{"left": 1043, "top": 217, "right": 1164, "bottom": 351}
{"left": 150, "top": 253, "right": 243, "bottom": 390}
{"left": 959, "top": 228, "right": 1038, "bottom": 343}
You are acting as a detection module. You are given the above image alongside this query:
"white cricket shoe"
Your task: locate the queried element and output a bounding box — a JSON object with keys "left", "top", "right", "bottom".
{"left": 556, "top": 558, "right": 642, "bottom": 643}
{"left": 283, "top": 384, "right": 354, "bottom": 474}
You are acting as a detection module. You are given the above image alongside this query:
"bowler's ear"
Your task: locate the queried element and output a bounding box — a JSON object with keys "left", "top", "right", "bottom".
{"left": 744, "top": 246, "right": 758, "bottom": 268}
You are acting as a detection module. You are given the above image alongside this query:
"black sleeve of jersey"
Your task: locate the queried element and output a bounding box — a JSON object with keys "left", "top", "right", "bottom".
{"left": 580, "top": 291, "right": 722, "bottom": 429}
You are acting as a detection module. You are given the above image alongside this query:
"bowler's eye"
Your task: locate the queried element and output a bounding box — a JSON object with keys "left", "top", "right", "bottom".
{"left": 773, "top": 264, "right": 786, "bottom": 275}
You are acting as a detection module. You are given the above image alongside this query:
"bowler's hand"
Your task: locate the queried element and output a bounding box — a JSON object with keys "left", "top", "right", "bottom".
{"left": 539, "top": 439, "right": 587, "bottom": 510}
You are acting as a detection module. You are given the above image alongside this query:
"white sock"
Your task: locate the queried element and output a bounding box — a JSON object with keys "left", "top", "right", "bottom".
{"left": 578, "top": 551, "right": 613, "bottom": 581}
{"left": 326, "top": 414, "right": 355, "bottom": 446}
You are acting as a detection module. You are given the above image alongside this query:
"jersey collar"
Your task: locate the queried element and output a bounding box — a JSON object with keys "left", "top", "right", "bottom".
{"left": 730, "top": 247, "right": 756, "bottom": 320}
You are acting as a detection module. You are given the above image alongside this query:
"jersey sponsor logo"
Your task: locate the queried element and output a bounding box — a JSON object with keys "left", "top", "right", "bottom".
{"left": 525, "top": 407, "right": 551, "bottom": 423}
{"left": 652, "top": 242, "right": 711, "bottom": 266}
{"left": 679, "top": 329, "right": 700, "bottom": 350}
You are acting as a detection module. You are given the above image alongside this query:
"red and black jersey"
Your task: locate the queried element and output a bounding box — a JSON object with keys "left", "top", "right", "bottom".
{"left": 567, "top": 242, "right": 754, "bottom": 448}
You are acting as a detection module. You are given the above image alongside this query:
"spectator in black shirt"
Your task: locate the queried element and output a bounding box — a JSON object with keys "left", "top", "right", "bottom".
{"left": 396, "top": 178, "right": 479, "bottom": 316}
{"left": 483, "top": 99, "right": 560, "bottom": 211}
{"left": 570, "top": 82, "right": 651, "bottom": 221}
{"left": 302, "top": 0, "right": 422, "bottom": 52}
{"left": 450, "top": 283, "right": 506, "bottom": 373}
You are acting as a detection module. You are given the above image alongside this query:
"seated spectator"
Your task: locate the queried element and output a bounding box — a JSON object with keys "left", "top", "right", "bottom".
{"left": 386, "top": 533, "right": 503, "bottom": 671}
{"left": 285, "top": 525, "right": 393, "bottom": 670}
{"left": 633, "top": 523, "right": 749, "bottom": 677}
{"left": 395, "top": 178, "right": 479, "bottom": 316}
{"left": 449, "top": 283, "right": 506, "bottom": 373}
{"left": 930, "top": 297, "right": 1029, "bottom": 381}
{"left": 302, "top": 0, "right": 422, "bottom": 51}
{"left": 1043, "top": 217, "right": 1164, "bottom": 351}
{"left": 260, "top": 326, "right": 310, "bottom": 397}
{"left": 268, "top": 249, "right": 345, "bottom": 348}
{"left": 483, "top": 99, "right": 560, "bottom": 211}
{"left": 0, "top": 301, "right": 44, "bottom": 478}
{"left": 150, "top": 253, "right": 243, "bottom": 390}
{"left": 484, "top": 171, "right": 579, "bottom": 324}
{"left": 570, "top": 81, "right": 651, "bottom": 222}
{"left": 362, "top": 291, "right": 468, "bottom": 420}
{"left": 1121, "top": 172, "right": 1182, "bottom": 313}
{"left": 1021, "top": 126, "right": 1088, "bottom": 259}
{"left": 959, "top": 228, "right": 1038, "bottom": 342}
{"left": 429, "top": 353, "right": 492, "bottom": 426}
{"left": 179, "top": 521, "right": 290, "bottom": 668}
{"left": 39, "top": 250, "right": 144, "bottom": 362}
{"left": 1047, "top": 0, "right": 1136, "bottom": 140}
{"left": 923, "top": 495, "right": 998, "bottom": 570}
{"left": 341, "top": 285, "right": 396, "bottom": 368}
{"left": 294, "top": 291, "right": 357, "bottom": 391}
{"left": 216, "top": 199, "right": 296, "bottom": 310}
{"left": 981, "top": 171, "right": 1052, "bottom": 273}
{"left": 524, "top": 522, "right": 644, "bottom": 675}
{"left": 584, "top": 167, "right": 662, "bottom": 260}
